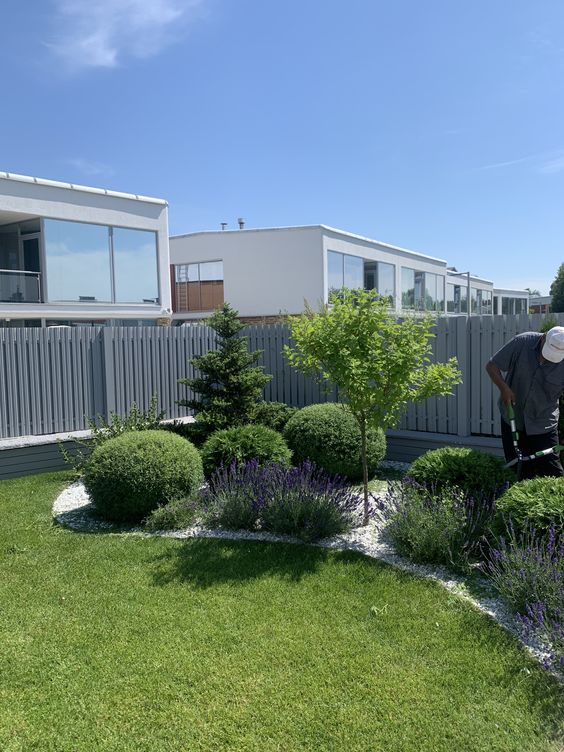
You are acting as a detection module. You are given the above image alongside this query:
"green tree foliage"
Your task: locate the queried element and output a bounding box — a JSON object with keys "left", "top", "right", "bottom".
{"left": 178, "top": 303, "right": 272, "bottom": 434}
{"left": 285, "top": 290, "right": 462, "bottom": 522}
{"left": 550, "top": 262, "right": 564, "bottom": 313}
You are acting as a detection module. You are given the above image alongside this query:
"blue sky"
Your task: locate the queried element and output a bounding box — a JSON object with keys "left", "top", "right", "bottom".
{"left": 1, "top": 1, "right": 563, "bottom": 294}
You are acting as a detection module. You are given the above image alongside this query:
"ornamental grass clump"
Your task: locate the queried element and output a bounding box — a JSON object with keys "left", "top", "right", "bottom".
{"left": 487, "top": 524, "right": 564, "bottom": 670}
{"left": 199, "top": 460, "right": 359, "bottom": 541}
{"left": 382, "top": 480, "right": 496, "bottom": 571}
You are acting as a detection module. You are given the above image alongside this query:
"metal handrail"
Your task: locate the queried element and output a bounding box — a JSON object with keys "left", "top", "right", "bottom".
{"left": 0, "top": 268, "right": 41, "bottom": 277}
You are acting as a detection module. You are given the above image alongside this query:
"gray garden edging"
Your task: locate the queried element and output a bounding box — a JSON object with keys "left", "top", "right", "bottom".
{"left": 52, "top": 480, "right": 561, "bottom": 682}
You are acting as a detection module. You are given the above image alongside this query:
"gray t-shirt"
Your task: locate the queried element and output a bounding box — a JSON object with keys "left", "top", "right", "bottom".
{"left": 490, "top": 331, "right": 564, "bottom": 434}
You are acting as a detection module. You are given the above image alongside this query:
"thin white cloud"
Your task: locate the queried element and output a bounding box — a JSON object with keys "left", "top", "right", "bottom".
{"left": 47, "top": 0, "right": 206, "bottom": 70}
{"left": 538, "top": 155, "right": 564, "bottom": 174}
{"left": 474, "top": 154, "right": 538, "bottom": 172}
{"left": 68, "top": 158, "right": 115, "bottom": 177}
{"left": 474, "top": 150, "right": 564, "bottom": 175}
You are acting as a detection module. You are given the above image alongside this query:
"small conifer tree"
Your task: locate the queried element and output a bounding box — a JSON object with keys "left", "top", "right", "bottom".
{"left": 178, "top": 303, "right": 272, "bottom": 434}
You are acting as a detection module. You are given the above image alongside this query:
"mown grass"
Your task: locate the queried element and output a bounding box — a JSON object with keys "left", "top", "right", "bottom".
{"left": 0, "top": 472, "right": 563, "bottom": 752}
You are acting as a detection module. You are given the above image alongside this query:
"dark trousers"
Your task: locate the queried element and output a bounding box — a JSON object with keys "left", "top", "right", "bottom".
{"left": 501, "top": 420, "right": 564, "bottom": 480}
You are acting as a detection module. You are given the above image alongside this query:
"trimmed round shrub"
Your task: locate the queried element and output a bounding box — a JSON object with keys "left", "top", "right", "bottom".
{"left": 283, "top": 403, "right": 386, "bottom": 480}
{"left": 200, "top": 424, "right": 292, "bottom": 477}
{"left": 495, "top": 477, "right": 564, "bottom": 536}
{"left": 84, "top": 430, "right": 204, "bottom": 523}
{"left": 251, "top": 401, "right": 299, "bottom": 432}
{"left": 407, "top": 447, "right": 513, "bottom": 499}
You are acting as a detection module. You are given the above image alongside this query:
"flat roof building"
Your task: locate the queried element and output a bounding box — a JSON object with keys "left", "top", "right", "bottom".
{"left": 169, "top": 224, "right": 528, "bottom": 322}
{"left": 0, "top": 172, "right": 171, "bottom": 326}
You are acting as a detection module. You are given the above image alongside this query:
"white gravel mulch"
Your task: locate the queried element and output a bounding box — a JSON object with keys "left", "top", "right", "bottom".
{"left": 52, "top": 476, "right": 561, "bottom": 681}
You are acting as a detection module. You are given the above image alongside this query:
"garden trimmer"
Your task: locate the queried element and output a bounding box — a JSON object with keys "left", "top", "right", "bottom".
{"left": 504, "top": 402, "right": 564, "bottom": 479}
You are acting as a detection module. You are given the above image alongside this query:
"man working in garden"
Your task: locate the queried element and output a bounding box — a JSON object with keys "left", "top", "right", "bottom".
{"left": 485, "top": 326, "right": 564, "bottom": 479}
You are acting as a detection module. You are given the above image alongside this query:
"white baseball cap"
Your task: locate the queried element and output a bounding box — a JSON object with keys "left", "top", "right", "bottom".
{"left": 542, "top": 326, "right": 564, "bottom": 363}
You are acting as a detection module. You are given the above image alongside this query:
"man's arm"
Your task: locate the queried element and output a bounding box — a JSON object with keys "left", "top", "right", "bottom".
{"left": 485, "top": 360, "right": 516, "bottom": 405}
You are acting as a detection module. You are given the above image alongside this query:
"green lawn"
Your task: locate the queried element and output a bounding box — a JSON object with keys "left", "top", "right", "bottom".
{"left": 1, "top": 472, "right": 563, "bottom": 752}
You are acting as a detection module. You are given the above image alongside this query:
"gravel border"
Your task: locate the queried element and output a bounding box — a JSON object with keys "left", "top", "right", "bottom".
{"left": 52, "top": 479, "right": 562, "bottom": 681}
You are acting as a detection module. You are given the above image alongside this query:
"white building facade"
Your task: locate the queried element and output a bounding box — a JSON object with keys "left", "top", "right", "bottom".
{"left": 169, "top": 225, "right": 528, "bottom": 321}
{"left": 0, "top": 172, "right": 171, "bottom": 326}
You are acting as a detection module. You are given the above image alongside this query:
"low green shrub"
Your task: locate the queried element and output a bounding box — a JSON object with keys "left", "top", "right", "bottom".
{"left": 382, "top": 482, "right": 496, "bottom": 571}
{"left": 159, "top": 419, "right": 209, "bottom": 447}
{"left": 200, "top": 424, "right": 292, "bottom": 477}
{"left": 251, "top": 401, "right": 299, "bottom": 432}
{"left": 84, "top": 430, "right": 203, "bottom": 523}
{"left": 144, "top": 497, "right": 198, "bottom": 531}
{"left": 494, "top": 477, "right": 564, "bottom": 536}
{"left": 283, "top": 403, "right": 386, "bottom": 480}
{"left": 407, "top": 447, "right": 512, "bottom": 499}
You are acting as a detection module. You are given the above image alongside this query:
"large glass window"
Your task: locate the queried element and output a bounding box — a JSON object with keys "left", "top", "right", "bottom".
{"left": 363, "top": 261, "right": 396, "bottom": 305}
{"left": 403, "top": 267, "right": 444, "bottom": 311}
{"left": 446, "top": 282, "right": 469, "bottom": 313}
{"left": 43, "top": 219, "right": 159, "bottom": 305}
{"left": 113, "top": 228, "right": 158, "bottom": 303}
{"left": 344, "top": 255, "right": 363, "bottom": 289}
{"left": 401, "top": 268, "right": 415, "bottom": 309}
{"left": 327, "top": 251, "right": 344, "bottom": 294}
{"left": 44, "top": 220, "right": 112, "bottom": 302}
{"left": 376, "top": 261, "right": 395, "bottom": 304}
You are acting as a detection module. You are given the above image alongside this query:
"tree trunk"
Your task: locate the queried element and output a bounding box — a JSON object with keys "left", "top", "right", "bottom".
{"left": 359, "top": 416, "right": 369, "bottom": 525}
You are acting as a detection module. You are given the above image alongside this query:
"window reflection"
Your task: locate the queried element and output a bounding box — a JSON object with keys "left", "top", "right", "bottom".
{"left": 44, "top": 220, "right": 111, "bottom": 302}
{"left": 113, "top": 228, "right": 158, "bottom": 303}
{"left": 344, "top": 255, "right": 363, "bottom": 289}
{"left": 327, "top": 251, "right": 344, "bottom": 294}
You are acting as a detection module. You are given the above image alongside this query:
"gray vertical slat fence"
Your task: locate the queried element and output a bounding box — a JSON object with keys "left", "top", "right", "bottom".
{"left": 0, "top": 312, "right": 563, "bottom": 440}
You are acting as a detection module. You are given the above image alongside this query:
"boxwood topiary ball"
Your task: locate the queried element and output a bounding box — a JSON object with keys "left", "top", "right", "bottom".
{"left": 200, "top": 424, "right": 292, "bottom": 478}
{"left": 495, "top": 476, "right": 564, "bottom": 536}
{"left": 407, "top": 446, "right": 513, "bottom": 499}
{"left": 283, "top": 403, "right": 386, "bottom": 480}
{"left": 84, "top": 430, "right": 204, "bottom": 523}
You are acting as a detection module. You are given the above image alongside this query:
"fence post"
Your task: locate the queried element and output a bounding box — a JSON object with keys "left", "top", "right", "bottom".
{"left": 102, "top": 327, "right": 117, "bottom": 420}
{"left": 456, "top": 316, "right": 470, "bottom": 437}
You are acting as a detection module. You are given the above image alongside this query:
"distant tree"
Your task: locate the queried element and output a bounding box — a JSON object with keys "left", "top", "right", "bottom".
{"left": 550, "top": 263, "right": 564, "bottom": 313}
{"left": 525, "top": 287, "right": 541, "bottom": 297}
{"left": 178, "top": 303, "right": 272, "bottom": 436}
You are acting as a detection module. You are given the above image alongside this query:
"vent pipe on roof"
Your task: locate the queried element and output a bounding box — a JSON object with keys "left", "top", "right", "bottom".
{"left": 220, "top": 222, "right": 227, "bottom": 231}
{"left": 238, "top": 217, "right": 245, "bottom": 230}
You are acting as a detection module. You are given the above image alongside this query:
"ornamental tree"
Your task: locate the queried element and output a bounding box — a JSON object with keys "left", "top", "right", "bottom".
{"left": 178, "top": 303, "right": 272, "bottom": 436}
{"left": 284, "top": 289, "right": 462, "bottom": 523}
{"left": 550, "top": 263, "right": 564, "bottom": 313}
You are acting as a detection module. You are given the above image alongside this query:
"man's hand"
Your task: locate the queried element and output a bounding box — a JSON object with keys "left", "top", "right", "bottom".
{"left": 500, "top": 385, "right": 516, "bottom": 406}
{"left": 485, "top": 361, "right": 516, "bottom": 405}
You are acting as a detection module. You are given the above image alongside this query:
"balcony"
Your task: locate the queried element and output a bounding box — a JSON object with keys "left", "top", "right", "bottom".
{"left": 0, "top": 270, "right": 41, "bottom": 303}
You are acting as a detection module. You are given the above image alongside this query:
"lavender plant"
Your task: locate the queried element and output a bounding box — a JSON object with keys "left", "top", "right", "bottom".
{"left": 199, "top": 459, "right": 267, "bottom": 531}
{"left": 487, "top": 524, "right": 564, "bottom": 669}
{"left": 199, "top": 460, "right": 360, "bottom": 541}
{"left": 381, "top": 481, "right": 496, "bottom": 571}
{"left": 259, "top": 460, "right": 359, "bottom": 542}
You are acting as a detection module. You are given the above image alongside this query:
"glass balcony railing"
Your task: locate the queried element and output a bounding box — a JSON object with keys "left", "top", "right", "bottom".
{"left": 0, "top": 270, "right": 41, "bottom": 303}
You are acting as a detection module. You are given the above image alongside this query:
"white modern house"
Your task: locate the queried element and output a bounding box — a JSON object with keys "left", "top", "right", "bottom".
{"left": 169, "top": 225, "right": 528, "bottom": 321}
{"left": 0, "top": 172, "right": 172, "bottom": 326}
